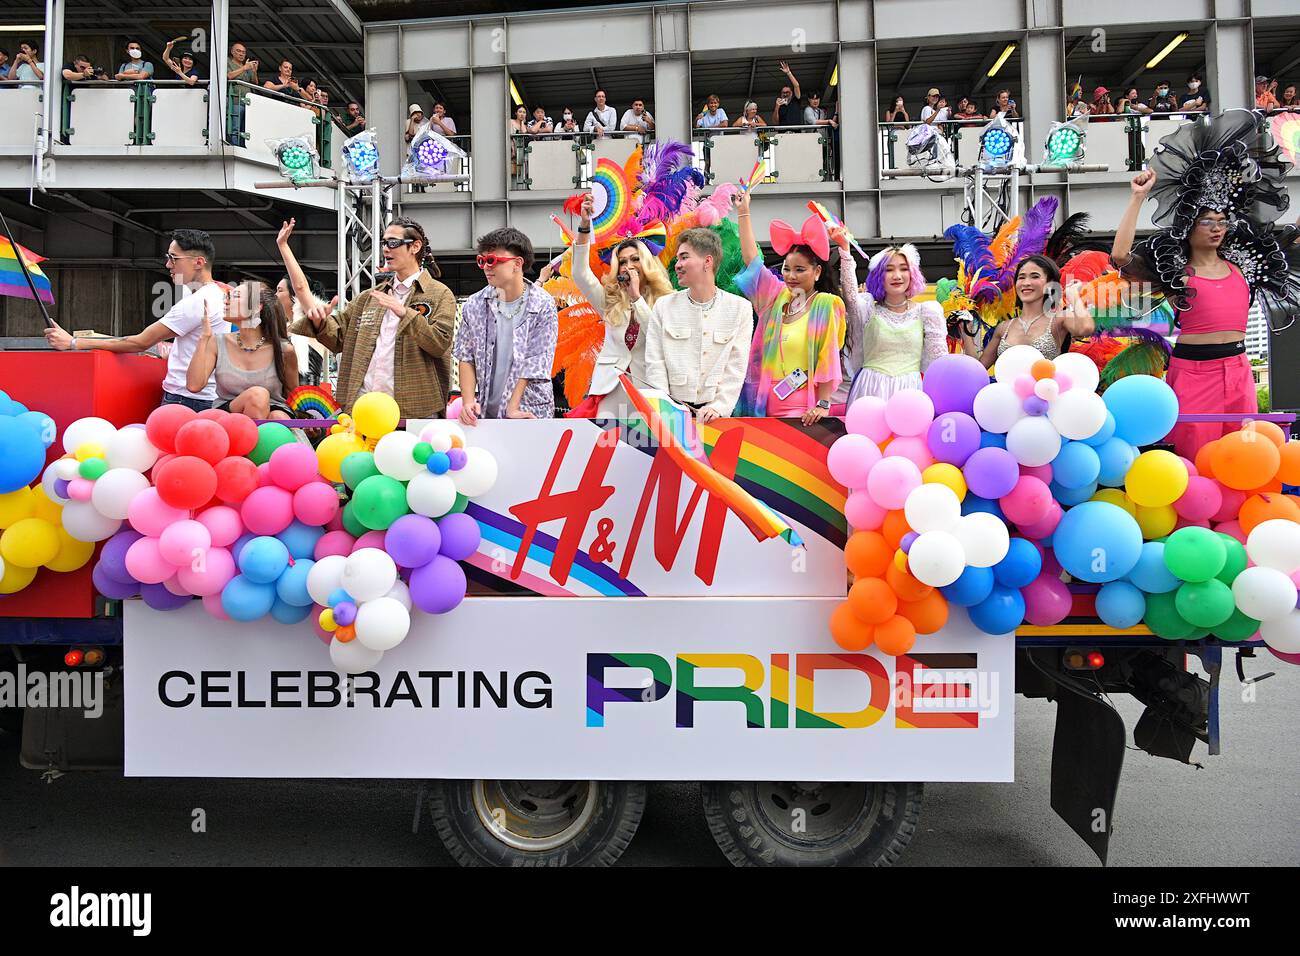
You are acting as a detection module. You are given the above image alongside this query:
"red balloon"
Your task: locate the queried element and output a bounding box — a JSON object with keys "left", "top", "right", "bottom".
{"left": 151, "top": 452, "right": 176, "bottom": 476}
{"left": 197, "top": 408, "right": 230, "bottom": 424}
{"left": 214, "top": 456, "right": 260, "bottom": 504}
{"left": 221, "top": 413, "right": 260, "bottom": 458}
{"left": 154, "top": 455, "right": 218, "bottom": 511}
{"left": 174, "top": 419, "right": 231, "bottom": 465}
{"left": 145, "top": 404, "right": 196, "bottom": 454}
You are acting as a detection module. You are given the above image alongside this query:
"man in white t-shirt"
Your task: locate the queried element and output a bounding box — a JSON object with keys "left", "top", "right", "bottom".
{"left": 583, "top": 90, "right": 618, "bottom": 137}
{"left": 44, "top": 229, "right": 229, "bottom": 410}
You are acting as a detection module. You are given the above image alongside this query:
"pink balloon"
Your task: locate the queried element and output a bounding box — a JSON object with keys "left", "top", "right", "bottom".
{"left": 1001, "top": 475, "right": 1053, "bottom": 526}
{"left": 352, "top": 530, "right": 387, "bottom": 553}
{"left": 162, "top": 573, "right": 189, "bottom": 597}
{"left": 158, "top": 519, "right": 212, "bottom": 567}
{"left": 312, "top": 530, "right": 354, "bottom": 560}
{"left": 1174, "top": 516, "right": 1211, "bottom": 531}
{"left": 128, "top": 487, "right": 190, "bottom": 537}
{"left": 126, "top": 536, "right": 174, "bottom": 585}
{"left": 1054, "top": 372, "right": 1072, "bottom": 392}
{"left": 1019, "top": 501, "right": 1063, "bottom": 540}
{"left": 1177, "top": 456, "right": 1198, "bottom": 478}
{"left": 845, "top": 396, "right": 891, "bottom": 443}
{"left": 844, "top": 491, "right": 887, "bottom": 531}
{"left": 202, "top": 591, "right": 231, "bottom": 621}
{"left": 68, "top": 478, "right": 95, "bottom": 502}
{"left": 446, "top": 397, "right": 463, "bottom": 421}
{"left": 1013, "top": 375, "right": 1036, "bottom": 398}
{"left": 1174, "top": 475, "right": 1222, "bottom": 521}
{"left": 884, "top": 435, "right": 934, "bottom": 471}
{"left": 1211, "top": 486, "right": 1246, "bottom": 523}
{"left": 256, "top": 461, "right": 275, "bottom": 487}
{"left": 293, "top": 481, "right": 340, "bottom": 526}
{"left": 178, "top": 547, "right": 237, "bottom": 596}
{"left": 1022, "top": 571, "right": 1072, "bottom": 626}
{"left": 826, "top": 434, "right": 883, "bottom": 490}
{"left": 884, "top": 389, "right": 935, "bottom": 437}
{"left": 1019, "top": 463, "right": 1053, "bottom": 484}
{"left": 241, "top": 485, "right": 294, "bottom": 535}
{"left": 325, "top": 511, "right": 345, "bottom": 533}
{"left": 1213, "top": 519, "right": 1247, "bottom": 544}
{"left": 269, "top": 442, "right": 320, "bottom": 491}
{"left": 196, "top": 505, "right": 243, "bottom": 548}
{"left": 865, "top": 456, "right": 922, "bottom": 511}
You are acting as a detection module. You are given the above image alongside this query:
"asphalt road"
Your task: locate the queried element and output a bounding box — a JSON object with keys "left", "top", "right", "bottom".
{"left": 1, "top": 657, "right": 1295, "bottom": 867}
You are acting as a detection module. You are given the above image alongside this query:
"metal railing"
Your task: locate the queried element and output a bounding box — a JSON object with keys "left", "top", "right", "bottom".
{"left": 510, "top": 130, "right": 651, "bottom": 190}
{"left": 226, "top": 79, "right": 347, "bottom": 167}
{"left": 59, "top": 78, "right": 209, "bottom": 146}
{"left": 693, "top": 123, "right": 837, "bottom": 185}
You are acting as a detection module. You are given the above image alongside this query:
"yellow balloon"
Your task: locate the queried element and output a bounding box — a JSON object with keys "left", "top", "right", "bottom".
{"left": 319, "top": 608, "right": 338, "bottom": 632}
{"left": 922, "top": 463, "right": 967, "bottom": 501}
{"left": 29, "top": 485, "right": 64, "bottom": 525}
{"left": 893, "top": 548, "right": 909, "bottom": 571}
{"left": 1124, "top": 450, "right": 1188, "bottom": 508}
{"left": 0, "top": 517, "right": 61, "bottom": 568}
{"left": 1135, "top": 503, "right": 1178, "bottom": 539}
{"left": 351, "top": 392, "right": 400, "bottom": 440}
{"left": 1091, "top": 488, "right": 1137, "bottom": 519}
{"left": 0, "top": 486, "right": 37, "bottom": 529}
{"left": 75, "top": 442, "right": 106, "bottom": 462}
{"left": 316, "top": 432, "right": 368, "bottom": 484}
{"left": 0, "top": 560, "right": 37, "bottom": 594}
{"left": 46, "top": 529, "right": 95, "bottom": 573}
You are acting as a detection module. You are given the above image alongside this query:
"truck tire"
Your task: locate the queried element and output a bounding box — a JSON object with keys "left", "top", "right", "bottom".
{"left": 428, "top": 779, "right": 646, "bottom": 867}
{"left": 701, "top": 781, "right": 922, "bottom": 867}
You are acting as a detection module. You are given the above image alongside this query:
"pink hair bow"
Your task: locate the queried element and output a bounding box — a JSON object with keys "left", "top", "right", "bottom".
{"left": 769, "top": 215, "right": 830, "bottom": 261}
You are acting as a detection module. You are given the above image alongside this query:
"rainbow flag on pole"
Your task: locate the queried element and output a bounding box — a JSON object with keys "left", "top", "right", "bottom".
{"left": 0, "top": 237, "right": 54, "bottom": 304}
{"left": 618, "top": 373, "right": 804, "bottom": 548}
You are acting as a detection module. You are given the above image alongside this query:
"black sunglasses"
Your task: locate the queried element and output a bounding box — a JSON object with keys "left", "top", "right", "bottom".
{"left": 381, "top": 238, "right": 415, "bottom": 250}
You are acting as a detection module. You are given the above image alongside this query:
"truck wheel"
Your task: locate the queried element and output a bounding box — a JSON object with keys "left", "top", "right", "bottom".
{"left": 701, "top": 781, "right": 922, "bottom": 867}
{"left": 428, "top": 779, "right": 646, "bottom": 867}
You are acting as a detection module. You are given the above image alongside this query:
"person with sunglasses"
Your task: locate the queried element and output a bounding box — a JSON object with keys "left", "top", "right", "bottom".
{"left": 454, "top": 228, "right": 558, "bottom": 424}
{"left": 296, "top": 218, "right": 456, "bottom": 419}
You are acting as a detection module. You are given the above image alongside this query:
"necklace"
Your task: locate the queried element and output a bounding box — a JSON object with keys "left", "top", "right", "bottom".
{"left": 1017, "top": 311, "right": 1045, "bottom": 335}
{"left": 236, "top": 334, "right": 266, "bottom": 352}
{"left": 687, "top": 291, "right": 718, "bottom": 311}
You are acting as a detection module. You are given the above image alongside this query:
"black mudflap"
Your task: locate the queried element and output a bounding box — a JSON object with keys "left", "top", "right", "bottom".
{"left": 1049, "top": 679, "right": 1126, "bottom": 865}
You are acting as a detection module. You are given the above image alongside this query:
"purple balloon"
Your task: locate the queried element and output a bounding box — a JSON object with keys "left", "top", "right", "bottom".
{"left": 409, "top": 554, "right": 467, "bottom": 614}
{"left": 99, "top": 528, "right": 144, "bottom": 585}
{"left": 437, "top": 512, "right": 482, "bottom": 561}
{"left": 140, "top": 582, "right": 193, "bottom": 611}
{"left": 1023, "top": 396, "right": 1049, "bottom": 417}
{"left": 385, "top": 514, "right": 442, "bottom": 568}
{"left": 54, "top": 478, "right": 71, "bottom": 498}
{"left": 926, "top": 411, "right": 981, "bottom": 466}
{"left": 923, "top": 354, "right": 991, "bottom": 415}
{"left": 333, "top": 600, "right": 358, "bottom": 626}
{"left": 93, "top": 561, "right": 140, "bottom": 599}
{"left": 447, "top": 448, "right": 469, "bottom": 471}
{"left": 900, "top": 531, "right": 918, "bottom": 553}
{"left": 963, "top": 447, "right": 1020, "bottom": 499}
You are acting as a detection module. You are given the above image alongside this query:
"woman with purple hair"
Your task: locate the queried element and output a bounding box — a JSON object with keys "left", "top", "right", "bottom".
{"left": 831, "top": 228, "right": 947, "bottom": 406}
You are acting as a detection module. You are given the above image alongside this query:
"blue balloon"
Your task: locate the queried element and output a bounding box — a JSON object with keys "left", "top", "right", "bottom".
{"left": 269, "top": 597, "right": 313, "bottom": 625}
{"left": 1050, "top": 479, "right": 1098, "bottom": 506}
{"left": 275, "top": 558, "right": 316, "bottom": 607}
{"left": 1081, "top": 411, "right": 1117, "bottom": 448}
{"left": 968, "top": 585, "right": 1027, "bottom": 634}
{"left": 221, "top": 574, "right": 277, "bottom": 621}
{"left": 1104, "top": 374, "right": 1179, "bottom": 446}
{"left": 1096, "top": 581, "right": 1146, "bottom": 628}
{"left": 231, "top": 532, "right": 256, "bottom": 565}
{"left": 942, "top": 564, "right": 995, "bottom": 606}
{"left": 0, "top": 415, "right": 48, "bottom": 494}
{"left": 15, "top": 411, "right": 56, "bottom": 449}
{"left": 1051, "top": 441, "right": 1101, "bottom": 490}
{"left": 961, "top": 494, "right": 1005, "bottom": 520}
{"left": 1095, "top": 437, "right": 1137, "bottom": 487}
{"left": 994, "top": 537, "right": 1043, "bottom": 588}
{"left": 239, "top": 536, "right": 291, "bottom": 584}
{"left": 1126, "top": 541, "right": 1180, "bottom": 593}
{"left": 1053, "top": 501, "right": 1143, "bottom": 582}
{"left": 278, "top": 520, "right": 324, "bottom": 560}
{"left": 327, "top": 586, "right": 353, "bottom": 606}
{"left": 979, "top": 431, "right": 1007, "bottom": 449}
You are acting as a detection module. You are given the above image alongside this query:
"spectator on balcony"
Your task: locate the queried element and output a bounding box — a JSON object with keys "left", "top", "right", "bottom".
{"left": 317, "top": 88, "right": 331, "bottom": 114}
{"left": 408, "top": 104, "right": 428, "bottom": 143}
{"left": 956, "top": 97, "right": 983, "bottom": 120}
{"left": 455, "top": 227, "right": 558, "bottom": 423}
{"left": 163, "top": 40, "right": 199, "bottom": 86}
{"left": 0, "top": 50, "right": 9, "bottom": 80}
{"left": 62, "top": 55, "right": 95, "bottom": 83}
{"left": 526, "top": 106, "right": 553, "bottom": 135}
{"left": 555, "top": 108, "right": 579, "bottom": 136}
{"left": 1150, "top": 81, "right": 1178, "bottom": 114}
{"left": 188, "top": 280, "right": 298, "bottom": 421}
{"left": 1091, "top": 86, "right": 1116, "bottom": 117}
{"left": 771, "top": 60, "right": 803, "bottom": 127}
{"left": 428, "top": 101, "right": 456, "bottom": 137}
{"left": 11, "top": 42, "right": 45, "bottom": 85}
{"left": 264, "top": 60, "right": 298, "bottom": 96}
{"left": 343, "top": 101, "right": 366, "bottom": 134}
{"left": 733, "top": 102, "right": 767, "bottom": 129}
{"left": 508, "top": 104, "right": 527, "bottom": 137}
{"left": 883, "top": 96, "right": 909, "bottom": 122}
{"left": 621, "top": 98, "right": 655, "bottom": 138}
{"left": 696, "top": 95, "right": 728, "bottom": 128}
{"left": 991, "top": 89, "right": 1018, "bottom": 118}
{"left": 1116, "top": 87, "right": 1153, "bottom": 115}
{"left": 227, "top": 42, "right": 258, "bottom": 85}
{"left": 299, "top": 78, "right": 322, "bottom": 116}
{"left": 804, "top": 91, "right": 836, "bottom": 130}
{"left": 1256, "top": 76, "right": 1280, "bottom": 111}
{"left": 1282, "top": 84, "right": 1298, "bottom": 107}
{"left": 584, "top": 89, "right": 618, "bottom": 138}
{"left": 114, "top": 41, "right": 154, "bottom": 83}
{"left": 1181, "top": 73, "right": 1210, "bottom": 114}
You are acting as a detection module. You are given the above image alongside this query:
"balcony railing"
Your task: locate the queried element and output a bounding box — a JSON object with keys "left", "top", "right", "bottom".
{"left": 227, "top": 80, "right": 347, "bottom": 169}
{"left": 509, "top": 130, "right": 652, "bottom": 191}
{"left": 693, "top": 124, "right": 837, "bottom": 186}
{"left": 59, "top": 79, "right": 209, "bottom": 147}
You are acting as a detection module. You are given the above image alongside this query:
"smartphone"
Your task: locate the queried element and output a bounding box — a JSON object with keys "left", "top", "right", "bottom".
{"left": 771, "top": 368, "right": 809, "bottom": 401}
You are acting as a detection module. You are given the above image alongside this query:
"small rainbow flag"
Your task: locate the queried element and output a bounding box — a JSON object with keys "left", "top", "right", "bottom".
{"left": 741, "top": 158, "right": 767, "bottom": 192}
{"left": 618, "top": 374, "right": 803, "bottom": 548}
{"left": 0, "top": 237, "right": 54, "bottom": 304}
{"left": 287, "top": 383, "right": 340, "bottom": 419}
{"left": 806, "top": 200, "right": 867, "bottom": 260}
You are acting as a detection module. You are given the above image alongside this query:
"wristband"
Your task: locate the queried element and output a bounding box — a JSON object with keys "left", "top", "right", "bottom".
{"left": 577, "top": 226, "right": 591, "bottom": 234}
{"left": 816, "top": 399, "right": 831, "bottom": 410}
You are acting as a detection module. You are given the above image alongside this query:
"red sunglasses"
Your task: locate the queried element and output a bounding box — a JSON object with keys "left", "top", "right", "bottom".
{"left": 477, "top": 253, "right": 523, "bottom": 269}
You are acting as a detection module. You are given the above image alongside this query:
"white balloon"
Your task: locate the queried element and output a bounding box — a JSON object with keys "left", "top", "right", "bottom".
{"left": 54, "top": 457, "right": 82, "bottom": 481}
{"left": 903, "top": 483, "right": 962, "bottom": 534}
{"left": 407, "top": 471, "right": 458, "bottom": 517}
{"left": 385, "top": 578, "right": 413, "bottom": 611}
{"left": 451, "top": 447, "right": 498, "bottom": 498}
{"left": 1231, "top": 566, "right": 1298, "bottom": 622}
{"left": 330, "top": 636, "right": 384, "bottom": 674}
{"left": 1006, "top": 415, "right": 1063, "bottom": 467}
{"left": 61, "top": 417, "right": 117, "bottom": 456}
{"left": 0, "top": 553, "right": 5, "bottom": 581}
{"left": 419, "top": 420, "right": 467, "bottom": 449}
{"left": 993, "top": 344, "right": 1043, "bottom": 384}
{"left": 355, "top": 596, "right": 412, "bottom": 651}
{"left": 1048, "top": 389, "right": 1109, "bottom": 441}
{"left": 1053, "top": 351, "right": 1101, "bottom": 395}
{"left": 1245, "top": 519, "right": 1300, "bottom": 575}
{"left": 1033, "top": 378, "right": 1060, "bottom": 402}
{"left": 1259, "top": 611, "right": 1300, "bottom": 655}
{"left": 341, "top": 547, "right": 398, "bottom": 602}
{"left": 106, "top": 427, "right": 160, "bottom": 473}
{"left": 42, "top": 462, "right": 70, "bottom": 504}
{"left": 90, "top": 468, "right": 151, "bottom": 520}
{"left": 60, "top": 500, "right": 121, "bottom": 542}
{"left": 306, "top": 553, "right": 347, "bottom": 606}
{"left": 972, "top": 382, "right": 1024, "bottom": 434}
{"left": 373, "top": 431, "right": 424, "bottom": 481}
{"left": 953, "top": 512, "right": 1010, "bottom": 568}
{"left": 907, "top": 530, "right": 966, "bottom": 587}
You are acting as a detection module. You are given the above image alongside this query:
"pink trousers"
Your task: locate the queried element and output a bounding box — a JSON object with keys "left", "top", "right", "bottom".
{"left": 1164, "top": 353, "right": 1258, "bottom": 459}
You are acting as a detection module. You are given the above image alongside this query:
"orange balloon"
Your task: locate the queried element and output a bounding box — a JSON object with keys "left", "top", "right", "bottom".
{"left": 874, "top": 615, "right": 917, "bottom": 656}
{"left": 1279, "top": 442, "right": 1300, "bottom": 485}
{"left": 1244, "top": 477, "right": 1284, "bottom": 497}
{"left": 1211, "top": 431, "right": 1281, "bottom": 491}
{"left": 1245, "top": 420, "right": 1286, "bottom": 448}
{"left": 1194, "top": 441, "right": 1218, "bottom": 480}
{"left": 1238, "top": 493, "right": 1300, "bottom": 535}
{"left": 845, "top": 531, "right": 892, "bottom": 578}
{"left": 897, "top": 590, "right": 949, "bottom": 635}
{"left": 882, "top": 509, "right": 912, "bottom": 549}
{"left": 336, "top": 624, "right": 356, "bottom": 644}
{"left": 830, "top": 601, "right": 875, "bottom": 651}
{"left": 1031, "top": 359, "right": 1056, "bottom": 381}
{"left": 849, "top": 576, "right": 898, "bottom": 625}
{"left": 886, "top": 562, "right": 933, "bottom": 603}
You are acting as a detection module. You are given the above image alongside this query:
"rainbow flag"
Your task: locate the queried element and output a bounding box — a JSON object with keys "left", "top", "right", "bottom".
{"left": 741, "top": 158, "right": 767, "bottom": 192}
{"left": 618, "top": 373, "right": 804, "bottom": 548}
{"left": 0, "top": 237, "right": 54, "bottom": 304}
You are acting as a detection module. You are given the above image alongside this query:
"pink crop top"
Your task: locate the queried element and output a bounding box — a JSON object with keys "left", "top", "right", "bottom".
{"left": 1179, "top": 263, "right": 1249, "bottom": 335}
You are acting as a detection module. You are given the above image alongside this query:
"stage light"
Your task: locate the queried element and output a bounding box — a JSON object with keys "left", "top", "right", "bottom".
{"left": 1145, "top": 33, "right": 1187, "bottom": 70}
{"left": 342, "top": 129, "right": 380, "bottom": 184}
{"left": 987, "top": 43, "right": 1016, "bottom": 77}
{"left": 402, "top": 125, "right": 467, "bottom": 183}
{"left": 271, "top": 136, "right": 318, "bottom": 184}
{"left": 1043, "top": 117, "right": 1087, "bottom": 166}
{"left": 979, "top": 114, "right": 1017, "bottom": 165}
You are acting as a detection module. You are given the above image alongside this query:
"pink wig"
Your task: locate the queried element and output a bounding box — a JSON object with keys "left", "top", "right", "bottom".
{"left": 865, "top": 243, "right": 926, "bottom": 300}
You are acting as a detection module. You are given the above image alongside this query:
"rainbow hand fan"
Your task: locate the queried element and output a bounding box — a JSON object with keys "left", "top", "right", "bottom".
{"left": 287, "top": 384, "right": 340, "bottom": 419}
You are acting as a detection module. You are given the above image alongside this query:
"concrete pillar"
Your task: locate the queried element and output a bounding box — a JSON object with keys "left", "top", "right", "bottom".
{"left": 470, "top": 67, "right": 508, "bottom": 203}
{"left": 209, "top": 0, "right": 229, "bottom": 152}
{"left": 1020, "top": 29, "right": 1064, "bottom": 166}
{"left": 653, "top": 54, "right": 690, "bottom": 147}
{"left": 840, "top": 41, "right": 878, "bottom": 236}
{"left": 44, "top": 0, "right": 65, "bottom": 157}
{"left": 1206, "top": 15, "right": 1252, "bottom": 111}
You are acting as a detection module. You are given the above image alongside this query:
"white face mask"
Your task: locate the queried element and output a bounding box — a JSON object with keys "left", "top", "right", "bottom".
{"left": 129, "top": 48, "right": 141, "bottom": 59}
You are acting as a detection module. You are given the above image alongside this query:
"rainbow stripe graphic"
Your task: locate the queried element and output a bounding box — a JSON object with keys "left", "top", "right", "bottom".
{"left": 287, "top": 384, "right": 340, "bottom": 419}
{"left": 589, "top": 157, "right": 634, "bottom": 246}
{"left": 0, "top": 237, "right": 54, "bottom": 304}
{"left": 741, "top": 157, "right": 768, "bottom": 192}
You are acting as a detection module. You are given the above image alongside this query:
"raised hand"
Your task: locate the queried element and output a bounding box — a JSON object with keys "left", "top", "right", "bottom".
{"left": 277, "top": 218, "right": 295, "bottom": 246}
{"left": 44, "top": 321, "right": 73, "bottom": 351}
{"left": 369, "top": 289, "right": 405, "bottom": 314}
{"left": 828, "top": 224, "right": 850, "bottom": 251}
{"left": 1131, "top": 170, "right": 1155, "bottom": 196}
{"left": 200, "top": 301, "right": 213, "bottom": 340}
{"left": 579, "top": 193, "right": 594, "bottom": 226}
{"left": 626, "top": 268, "right": 641, "bottom": 300}
{"left": 307, "top": 295, "right": 338, "bottom": 327}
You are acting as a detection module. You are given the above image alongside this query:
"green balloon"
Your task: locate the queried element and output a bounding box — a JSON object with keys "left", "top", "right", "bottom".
{"left": 448, "top": 492, "right": 469, "bottom": 515}
{"left": 1214, "top": 608, "right": 1262, "bottom": 642}
{"left": 79, "top": 457, "right": 108, "bottom": 480}
{"left": 1214, "top": 533, "right": 1248, "bottom": 585}
{"left": 1144, "top": 590, "right": 1198, "bottom": 640}
{"left": 352, "top": 474, "right": 409, "bottom": 530}
{"left": 340, "top": 500, "right": 367, "bottom": 538}
{"left": 341, "top": 451, "right": 381, "bottom": 490}
{"left": 1162, "top": 527, "right": 1226, "bottom": 583}
{"left": 413, "top": 442, "right": 433, "bottom": 465}
{"left": 248, "top": 422, "right": 296, "bottom": 465}
{"left": 1175, "top": 579, "right": 1235, "bottom": 629}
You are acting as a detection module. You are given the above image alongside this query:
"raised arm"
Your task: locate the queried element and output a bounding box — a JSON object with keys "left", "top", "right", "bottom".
{"left": 186, "top": 306, "right": 218, "bottom": 394}
{"left": 276, "top": 219, "right": 316, "bottom": 308}
{"left": 570, "top": 194, "right": 607, "bottom": 309}
{"left": 830, "top": 228, "right": 866, "bottom": 376}
{"left": 1112, "top": 170, "right": 1154, "bottom": 266}
{"left": 736, "top": 187, "right": 760, "bottom": 266}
